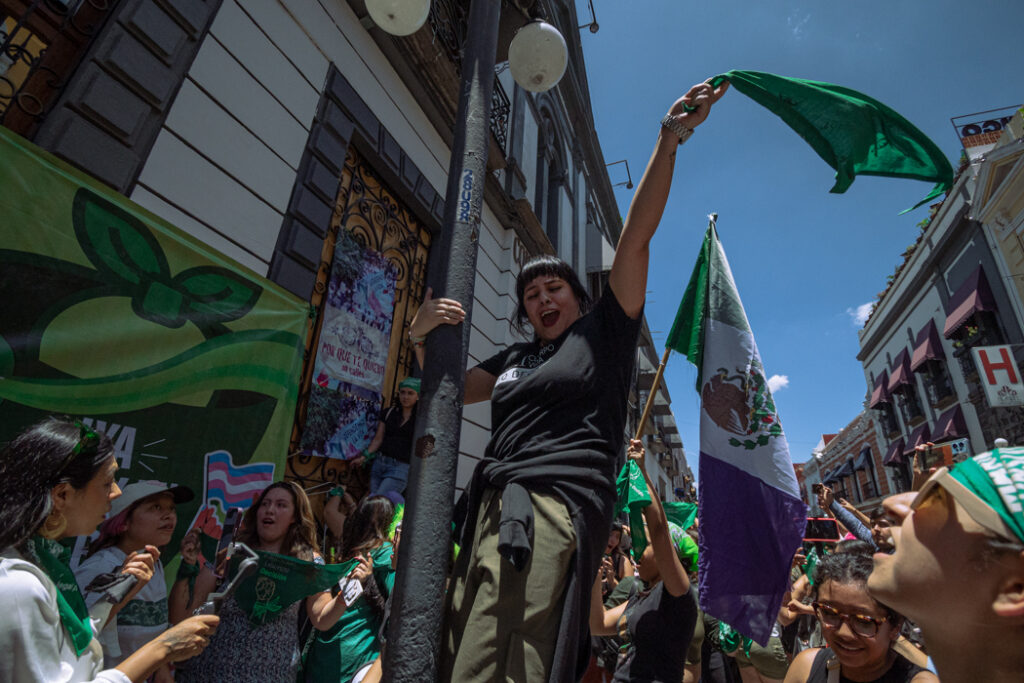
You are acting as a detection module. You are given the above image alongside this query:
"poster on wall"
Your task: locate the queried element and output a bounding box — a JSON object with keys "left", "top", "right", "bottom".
{"left": 300, "top": 230, "right": 398, "bottom": 460}
{"left": 0, "top": 127, "right": 307, "bottom": 567}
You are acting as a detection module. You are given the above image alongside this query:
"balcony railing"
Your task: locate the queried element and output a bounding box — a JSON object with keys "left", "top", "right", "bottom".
{"left": 426, "top": 0, "right": 511, "bottom": 155}
{"left": 1, "top": 0, "right": 116, "bottom": 137}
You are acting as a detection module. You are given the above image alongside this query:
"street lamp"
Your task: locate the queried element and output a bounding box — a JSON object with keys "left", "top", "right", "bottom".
{"left": 508, "top": 19, "right": 567, "bottom": 92}
{"left": 368, "top": 1, "right": 568, "bottom": 680}
{"left": 364, "top": 0, "right": 431, "bottom": 36}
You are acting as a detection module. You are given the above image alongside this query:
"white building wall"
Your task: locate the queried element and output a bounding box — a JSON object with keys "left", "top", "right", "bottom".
{"left": 129, "top": 0, "right": 575, "bottom": 494}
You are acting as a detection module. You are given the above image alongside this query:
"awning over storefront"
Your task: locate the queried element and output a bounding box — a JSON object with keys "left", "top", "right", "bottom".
{"left": 910, "top": 319, "right": 944, "bottom": 371}
{"left": 821, "top": 467, "right": 838, "bottom": 484}
{"left": 943, "top": 265, "right": 996, "bottom": 338}
{"left": 833, "top": 460, "right": 856, "bottom": 480}
{"left": 933, "top": 404, "right": 968, "bottom": 441}
{"left": 888, "top": 349, "right": 913, "bottom": 392}
{"left": 853, "top": 446, "right": 873, "bottom": 470}
{"left": 904, "top": 423, "right": 932, "bottom": 454}
{"left": 883, "top": 439, "right": 906, "bottom": 466}
{"left": 869, "top": 371, "right": 891, "bottom": 408}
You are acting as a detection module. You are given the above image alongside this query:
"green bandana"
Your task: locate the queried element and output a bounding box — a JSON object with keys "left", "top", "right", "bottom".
{"left": 27, "top": 536, "right": 93, "bottom": 656}
{"left": 233, "top": 551, "right": 359, "bottom": 625}
{"left": 802, "top": 546, "right": 821, "bottom": 585}
{"left": 947, "top": 448, "right": 1024, "bottom": 543}
{"left": 667, "top": 522, "right": 699, "bottom": 573}
{"left": 709, "top": 70, "right": 953, "bottom": 213}
{"left": 398, "top": 377, "right": 421, "bottom": 393}
{"left": 615, "top": 460, "right": 652, "bottom": 560}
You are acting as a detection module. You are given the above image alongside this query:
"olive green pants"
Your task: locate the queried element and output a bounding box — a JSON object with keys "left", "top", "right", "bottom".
{"left": 442, "top": 488, "right": 577, "bottom": 682}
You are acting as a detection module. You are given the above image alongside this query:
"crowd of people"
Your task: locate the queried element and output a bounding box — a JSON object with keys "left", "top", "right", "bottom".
{"left": 1, "top": 78, "right": 1023, "bottom": 683}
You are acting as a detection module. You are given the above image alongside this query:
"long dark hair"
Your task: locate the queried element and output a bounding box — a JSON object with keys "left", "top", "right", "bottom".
{"left": 513, "top": 255, "right": 592, "bottom": 337}
{"left": 235, "top": 481, "right": 318, "bottom": 561}
{"left": 338, "top": 495, "right": 394, "bottom": 561}
{"left": 0, "top": 417, "right": 114, "bottom": 549}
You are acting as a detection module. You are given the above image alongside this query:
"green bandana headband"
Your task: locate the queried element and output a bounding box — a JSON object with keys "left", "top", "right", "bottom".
{"left": 668, "top": 522, "right": 699, "bottom": 573}
{"left": 946, "top": 448, "right": 1024, "bottom": 543}
{"left": 398, "top": 377, "right": 421, "bottom": 393}
{"left": 27, "top": 536, "right": 93, "bottom": 655}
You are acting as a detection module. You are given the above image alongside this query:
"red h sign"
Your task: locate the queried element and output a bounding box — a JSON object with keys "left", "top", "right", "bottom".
{"left": 972, "top": 345, "right": 1024, "bottom": 407}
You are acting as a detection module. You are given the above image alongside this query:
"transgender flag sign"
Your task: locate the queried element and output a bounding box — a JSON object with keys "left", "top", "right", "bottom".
{"left": 666, "top": 219, "right": 807, "bottom": 645}
{"left": 205, "top": 450, "right": 275, "bottom": 510}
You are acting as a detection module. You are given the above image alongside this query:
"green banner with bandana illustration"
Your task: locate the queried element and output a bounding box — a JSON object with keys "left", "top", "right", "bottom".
{"left": 0, "top": 126, "right": 307, "bottom": 571}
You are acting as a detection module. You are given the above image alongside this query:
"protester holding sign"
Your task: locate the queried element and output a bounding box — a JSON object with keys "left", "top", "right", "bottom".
{"left": 74, "top": 481, "right": 195, "bottom": 672}
{"left": 410, "top": 79, "right": 726, "bottom": 682}
{"left": 0, "top": 417, "right": 219, "bottom": 683}
{"left": 178, "top": 482, "right": 365, "bottom": 683}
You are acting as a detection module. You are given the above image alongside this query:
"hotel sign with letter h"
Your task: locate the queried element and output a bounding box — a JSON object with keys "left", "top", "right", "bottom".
{"left": 972, "top": 345, "right": 1024, "bottom": 408}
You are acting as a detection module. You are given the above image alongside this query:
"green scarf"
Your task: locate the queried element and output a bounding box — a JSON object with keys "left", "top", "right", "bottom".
{"left": 615, "top": 460, "right": 652, "bottom": 560}
{"left": 27, "top": 536, "right": 93, "bottom": 656}
{"left": 233, "top": 551, "right": 359, "bottom": 625}
{"left": 710, "top": 70, "right": 953, "bottom": 213}
{"left": 949, "top": 448, "right": 1024, "bottom": 543}
{"left": 802, "top": 546, "right": 821, "bottom": 585}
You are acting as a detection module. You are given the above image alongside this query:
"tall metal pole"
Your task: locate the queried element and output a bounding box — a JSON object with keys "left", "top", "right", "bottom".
{"left": 384, "top": 1, "right": 502, "bottom": 680}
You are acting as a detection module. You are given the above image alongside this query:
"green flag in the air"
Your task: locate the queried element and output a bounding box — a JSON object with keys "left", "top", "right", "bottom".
{"left": 615, "top": 460, "right": 652, "bottom": 560}
{"left": 233, "top": 551, "right": 359, "bottom": 625}
{"left": 663, "top": 501, "right": 698, "bottom": 532}
{"left": 710, "top": 70, "right": 953, "bottom": 213}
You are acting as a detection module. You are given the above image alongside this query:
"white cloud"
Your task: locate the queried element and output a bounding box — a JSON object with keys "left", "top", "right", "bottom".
{"left": 846, "top": 302, "right": 874, "bottom": 326}
{"left": 767, "top": 374, "right": 789, "bottom": 393}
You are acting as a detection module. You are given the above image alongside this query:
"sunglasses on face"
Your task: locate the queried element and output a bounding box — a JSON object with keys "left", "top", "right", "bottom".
{"left": 812, "top": 601, "right": 891, "bottom": 638}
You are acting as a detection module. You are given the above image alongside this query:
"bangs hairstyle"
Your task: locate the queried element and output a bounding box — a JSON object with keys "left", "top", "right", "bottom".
{"left": 0, "top": 416, "right": 114, "bottom": 550}
{"left": 813, "top": 551, "right": 899, "bottom": 623}
{"left": 513, "top": 255, "right": 592, "bottom": 337}
{"left": 236, "top": 481, "right": 318, "bottom": 561}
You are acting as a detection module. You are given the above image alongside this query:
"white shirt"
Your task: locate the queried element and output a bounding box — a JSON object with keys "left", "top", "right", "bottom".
{"left": 74, "top": 547, "right": 168, "bottom": 667}
{"left": 0, "top": 548, "right": 131, "bottom": 683}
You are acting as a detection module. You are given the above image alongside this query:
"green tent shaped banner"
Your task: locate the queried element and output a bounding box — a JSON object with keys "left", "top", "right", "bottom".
{"left": 0, "top": 126, "right": 307, "bottom": 567}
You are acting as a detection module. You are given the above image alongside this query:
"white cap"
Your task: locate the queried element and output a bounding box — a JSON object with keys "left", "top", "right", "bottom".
{"left": 109, "top": 480, "right": 194, "bottom": 518}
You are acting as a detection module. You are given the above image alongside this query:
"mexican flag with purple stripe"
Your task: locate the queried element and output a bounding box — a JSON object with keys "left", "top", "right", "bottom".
{"left": 667, "top": 219, "right": 807, "bottom": 645}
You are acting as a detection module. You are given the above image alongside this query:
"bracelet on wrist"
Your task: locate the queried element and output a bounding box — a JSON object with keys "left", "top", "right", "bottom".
{"left": 660, "top": 113, "right": 693, "bottom": 145}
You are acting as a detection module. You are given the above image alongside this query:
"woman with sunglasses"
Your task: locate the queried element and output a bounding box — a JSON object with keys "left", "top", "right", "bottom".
{"left": 0, "top": 417, "right": 219, "bottom": 683}
{"left": 783, "top": 552, "right": 935, "bottom": 683}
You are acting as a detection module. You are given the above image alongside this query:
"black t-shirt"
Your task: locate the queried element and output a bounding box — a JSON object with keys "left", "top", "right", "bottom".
{"left": 378, "top": 405, "right": 416, "bottom": 463}
{"left": 613, "top": 583, "right": 699, "bottom": 682}
{"left": 806, "top": 648, "right": 927, "bottom": 683}
{"left": 476, "top": 285, "right": 639, "bottom": 478}
{"left": 467, "top": 285, "right": 642, "bottom": 682}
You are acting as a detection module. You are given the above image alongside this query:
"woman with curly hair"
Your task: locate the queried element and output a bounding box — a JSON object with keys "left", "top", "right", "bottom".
{"left": 178, "top": 481, "right": 366, "bottom": 683}
{"left": 305, "top": 495, "right": 396, "bottom": 683}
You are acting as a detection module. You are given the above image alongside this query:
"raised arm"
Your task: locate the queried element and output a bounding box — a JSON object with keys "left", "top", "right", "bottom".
{"left": 608, "top": 80, "right": 728, "bottom": 318}
{"left": 629, "top": 439, "right": 690, "bottom": 597}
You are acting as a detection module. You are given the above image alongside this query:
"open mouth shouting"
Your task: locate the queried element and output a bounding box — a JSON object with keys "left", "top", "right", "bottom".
{"left": 540, "top": 309, "right": 560, "bottom": 328}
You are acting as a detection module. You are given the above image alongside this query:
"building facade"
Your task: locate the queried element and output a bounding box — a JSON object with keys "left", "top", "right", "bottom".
{"left": 0, "top": 0, "right": 689, "bottom": 500}
{"left": 857, "top": 112, "right": 1024, "bottom": 491}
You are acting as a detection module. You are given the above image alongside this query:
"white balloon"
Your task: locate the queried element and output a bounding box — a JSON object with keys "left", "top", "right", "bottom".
{"left": 508, "top": 21, "right": 568, "bottom": 93}
{"left": 365, "top": 0, "right": 430, "bottom": 37}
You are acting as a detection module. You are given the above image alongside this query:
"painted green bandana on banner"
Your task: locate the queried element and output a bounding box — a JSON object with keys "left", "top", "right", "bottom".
{"left": 0, "top": 126, "right": 306, "bottom": 566}
{"left": 709, "top": 70, "right": 953, "bottom": 213}
{"left": 26, "top": 536, "right": 93, "bottom": 655}
{"left": 950, "top": 448, "right": 1024, "bottom": 543}
{"left": 234, "top": 552, "right": 359, "bottom": 625}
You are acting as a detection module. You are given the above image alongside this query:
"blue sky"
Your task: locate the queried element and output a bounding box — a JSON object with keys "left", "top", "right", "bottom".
{"left": 574, "top": 0, "right": 1023, "bottom": 478}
